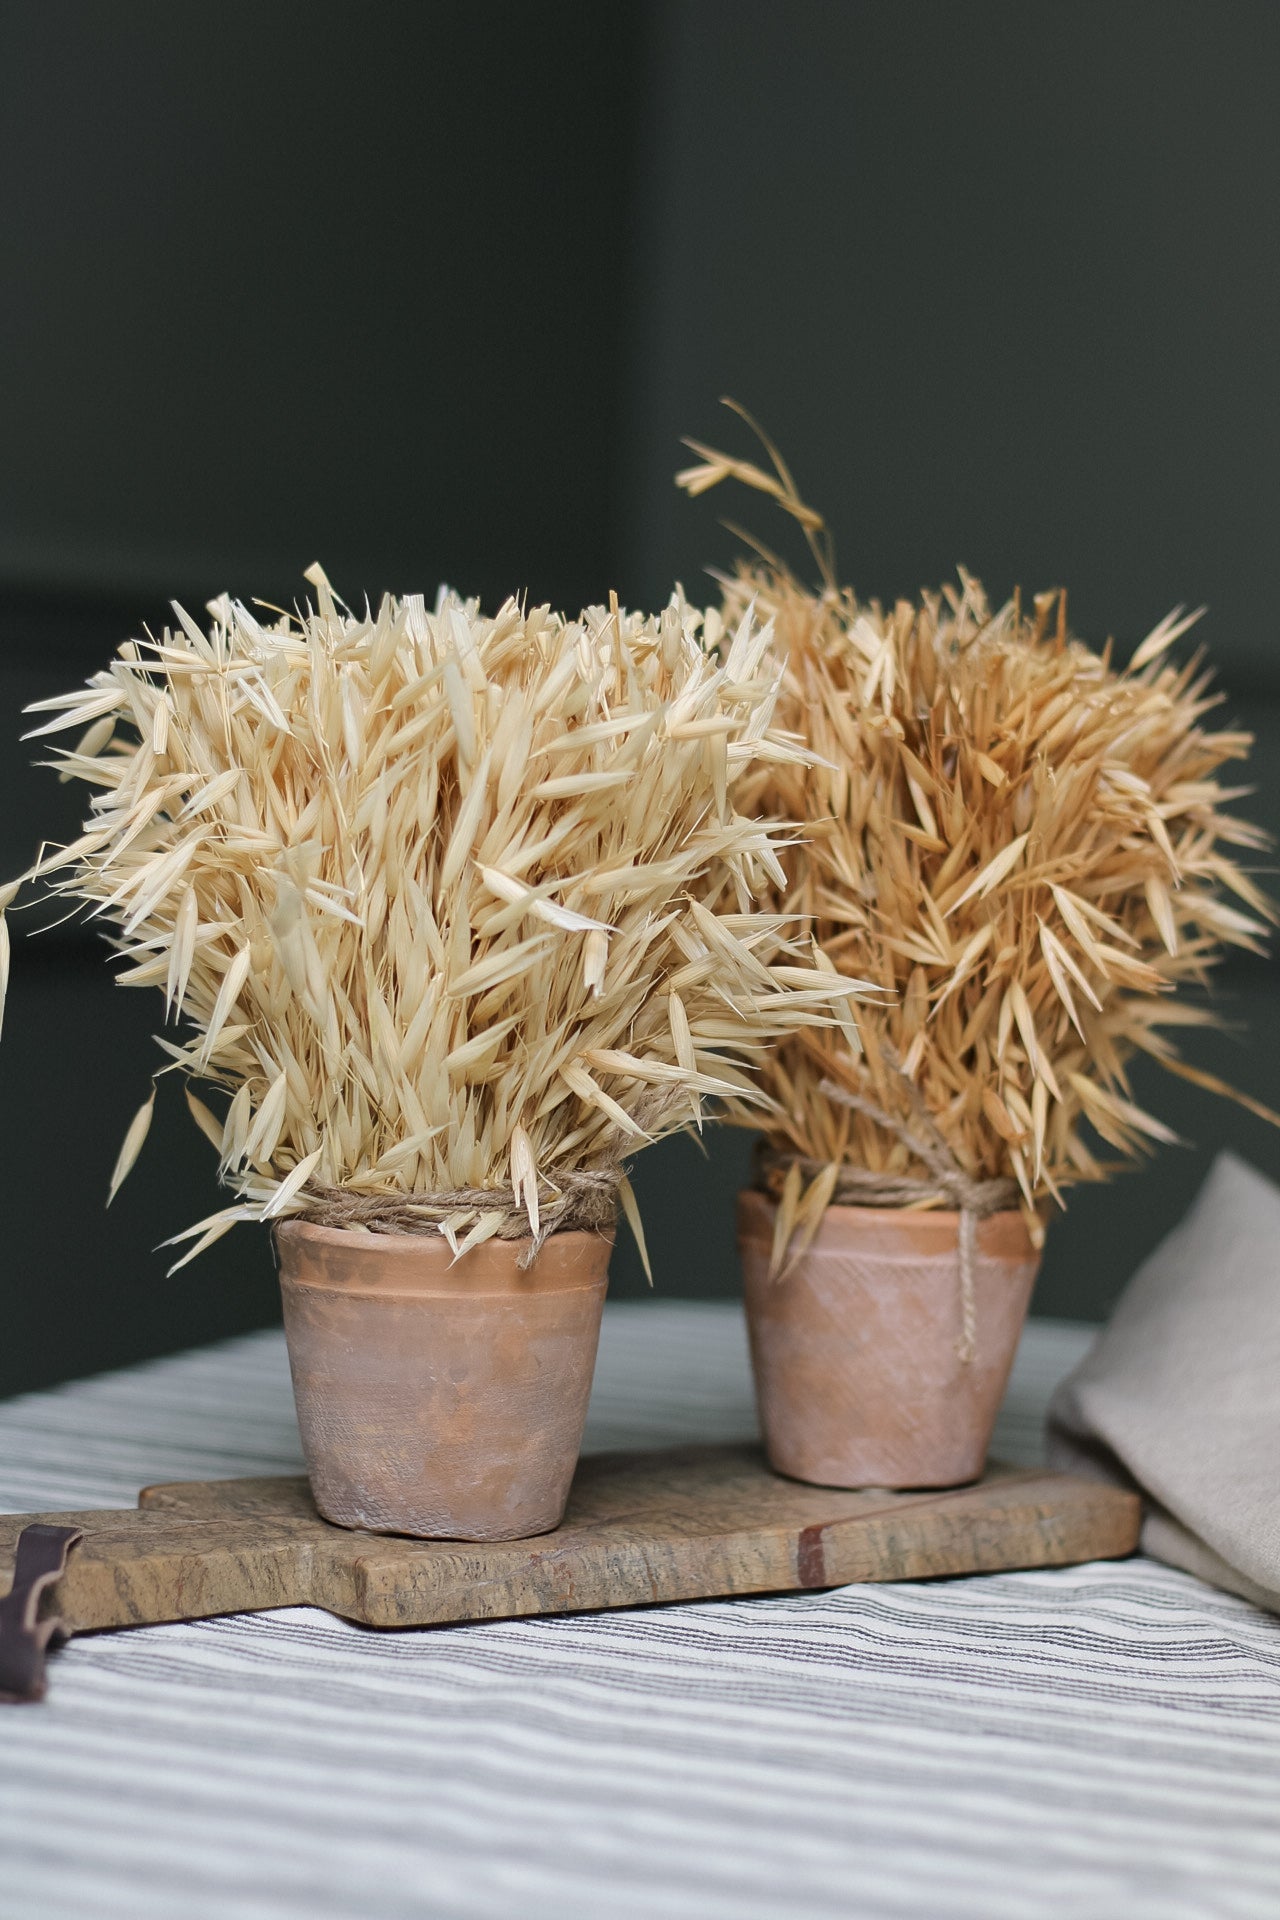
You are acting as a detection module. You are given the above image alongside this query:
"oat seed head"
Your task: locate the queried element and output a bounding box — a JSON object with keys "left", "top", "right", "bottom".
{"left": 2, "top": 574, "right": 867, "bottom": 1265}
{"left": 680, "top": 411, "right": 1276, "bottom": 1249}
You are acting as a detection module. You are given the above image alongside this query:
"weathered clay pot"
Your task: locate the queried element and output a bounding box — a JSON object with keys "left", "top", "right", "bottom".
{"left": 738, "top": 1190, "right": 1040, "bottom": 1490}
{"left": 275, "top": 1219, "right": 613, "bottom": 1540}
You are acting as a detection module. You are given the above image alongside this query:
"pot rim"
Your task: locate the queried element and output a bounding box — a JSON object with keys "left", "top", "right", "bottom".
{"left": 737, "top": 1186, "right": 1039, "bottom": 1261}
{"left": 274, "top": 1215, "right": 616, "bottom": 1298}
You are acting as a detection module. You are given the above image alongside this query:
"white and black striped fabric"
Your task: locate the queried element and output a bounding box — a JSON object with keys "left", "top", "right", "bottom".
{"left": 2, "top": 1306, "right": 1278, "bottom": 1920}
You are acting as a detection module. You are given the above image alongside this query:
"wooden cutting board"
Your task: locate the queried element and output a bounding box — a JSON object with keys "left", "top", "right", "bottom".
{"left": 1, "top": 1443, "right": 1139, "bottom": 1697}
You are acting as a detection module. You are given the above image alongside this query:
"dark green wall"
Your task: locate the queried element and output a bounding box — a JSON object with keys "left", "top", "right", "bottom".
{"left": 622, "top": 2, "right": 1280, "bottom": 677}
{"left": 2, "top": 2, "right": 1278, "bottom": 1393}
{"left": 0, "top": 2, "right": 643, "bottom": 611}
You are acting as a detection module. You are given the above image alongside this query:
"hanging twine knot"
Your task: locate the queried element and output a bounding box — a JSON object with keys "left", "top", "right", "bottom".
{"left": 296, "top": 1163, "right": 620, "bottom": 1264}
{"left": 761, "top": 1068, "right": 1018, "bottom": 1364}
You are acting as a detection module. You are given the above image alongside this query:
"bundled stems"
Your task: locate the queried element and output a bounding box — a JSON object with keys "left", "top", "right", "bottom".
{"left": 680, "top": 408, "right": 1276, "bottom": 1261}
{"left": 2, "top": 571, "right": 869, "bottom": 1269}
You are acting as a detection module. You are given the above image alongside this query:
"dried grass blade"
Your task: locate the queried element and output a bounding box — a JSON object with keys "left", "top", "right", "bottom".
{"left": 616, "top": 1173, "right": 650, "bottom": 1284}
{"left": 107, "top": 1088, "right": 156, "bottom": 1204}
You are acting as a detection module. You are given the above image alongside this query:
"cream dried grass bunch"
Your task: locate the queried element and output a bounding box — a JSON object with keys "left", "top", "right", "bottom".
{"left": 679, "top": 411, "right": 1276, "bottom": 1260}
{"left": 1, "top": 569, "right": 864, "bottom": 1270}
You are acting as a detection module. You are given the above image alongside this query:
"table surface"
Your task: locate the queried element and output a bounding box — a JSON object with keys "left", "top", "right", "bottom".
{"left": 2, "top": 1306, "right": 1278, "bottom": 1920}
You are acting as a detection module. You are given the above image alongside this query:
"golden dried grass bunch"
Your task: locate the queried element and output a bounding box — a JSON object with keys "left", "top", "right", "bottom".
{"left": 680, "top": 418, "right": 1275, "bottom": 1254}
{"left": 1, "top": 570, "right": 864, "bottom": 1269}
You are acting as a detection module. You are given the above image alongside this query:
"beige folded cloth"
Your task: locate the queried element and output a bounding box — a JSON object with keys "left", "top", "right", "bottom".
{"left": 1048, "top": 1151, "right": 1280, "bottom": 1611}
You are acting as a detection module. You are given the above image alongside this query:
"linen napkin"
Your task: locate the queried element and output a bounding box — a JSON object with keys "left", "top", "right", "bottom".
{"left": 1047, "top": 1151, "right": 1280, "bottom": 1611}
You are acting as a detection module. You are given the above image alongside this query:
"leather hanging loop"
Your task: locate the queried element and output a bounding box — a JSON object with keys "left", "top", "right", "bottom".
{"left": 0, "top": 1523, "right": 83, "bottom": 1702}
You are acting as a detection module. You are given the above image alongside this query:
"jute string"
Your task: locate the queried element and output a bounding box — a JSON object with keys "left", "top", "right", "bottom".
{"left": 297, "top": 1164, "right": 620, "bottom": 1265}
{"left": 758, "top": 1069, "right": 1018, "bottom": 1363}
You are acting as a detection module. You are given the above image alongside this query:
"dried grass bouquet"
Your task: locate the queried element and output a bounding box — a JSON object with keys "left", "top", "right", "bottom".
{"left": 680, "top": 413, "right": 1275, "bottom": 1264}
{"left": 1, "top": 568, "right": 864, "bottom": 1270}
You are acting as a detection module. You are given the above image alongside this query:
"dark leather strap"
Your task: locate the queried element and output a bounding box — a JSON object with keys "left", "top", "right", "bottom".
{"left": 0, "top": 1524, "right": 83, "bottom": 1702}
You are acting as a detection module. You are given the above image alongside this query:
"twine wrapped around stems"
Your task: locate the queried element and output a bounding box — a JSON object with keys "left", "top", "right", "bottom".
{"left": 757, "top": 1072, "right": 1018, "bottom": 1363}
{"left": 297, "top": 1165, "right": 620, "bottom": 1264}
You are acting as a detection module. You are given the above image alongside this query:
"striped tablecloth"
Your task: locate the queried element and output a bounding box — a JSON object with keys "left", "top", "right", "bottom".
{"left": 2, "top": 1306, "right": 1278, "bottom": 1920}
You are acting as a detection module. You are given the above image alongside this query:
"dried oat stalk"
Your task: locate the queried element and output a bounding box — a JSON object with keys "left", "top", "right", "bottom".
{"left": 679, "top": 412, "right": 1276, "bottom": 1252}
{"left": 1, "top": 571, "right": 866, "bottom": 1268}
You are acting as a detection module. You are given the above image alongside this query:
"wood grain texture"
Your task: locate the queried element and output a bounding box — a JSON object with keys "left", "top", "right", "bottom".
{"left": 0, "top": 1445, "right": 1140, "bottom": 1635}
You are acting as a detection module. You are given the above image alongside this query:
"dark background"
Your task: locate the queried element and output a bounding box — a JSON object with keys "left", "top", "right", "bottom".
{"left": 2, "top": 1, "right": 1278, "bottom": 1394}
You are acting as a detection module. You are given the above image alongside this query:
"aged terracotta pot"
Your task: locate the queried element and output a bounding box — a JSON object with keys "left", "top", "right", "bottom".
{"left": 275, "top": 1219, "right": 613, "bottom": 1540}
{"left": 738, "top": 1190, "right": 1040, "bottom": 1490}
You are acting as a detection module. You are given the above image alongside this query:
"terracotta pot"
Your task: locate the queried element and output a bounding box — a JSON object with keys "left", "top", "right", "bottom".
{"left": 738, "top": 1190, "right": 1040, "bottom": 1490}
{"left": 275, "top": 1219, "right": 613, "bottom": 1540}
